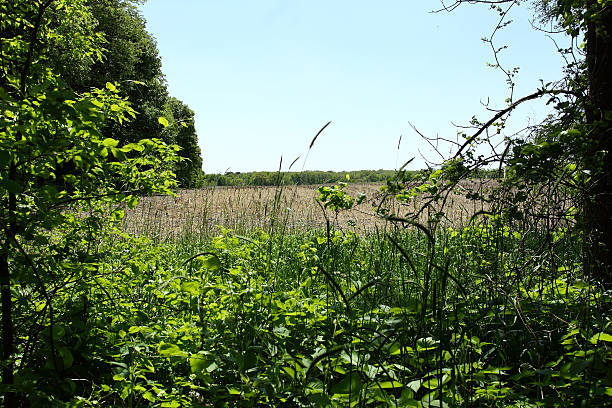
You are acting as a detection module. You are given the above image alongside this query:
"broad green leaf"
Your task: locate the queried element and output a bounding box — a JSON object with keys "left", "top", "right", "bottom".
{"left": 105, "top": 82, "right": 117, "bottom": 91}
{"left": 181, "top": 281, "right": 200, "bottom": 295}
{"left": 158, "top": 116, "right": 169, "bottom": 127}
{"left": 590, "top": 332, "right": 612, "bottom": 344}
{"left": 407, "top": 380, "right": 421, "bottom": 393}
{"left": 330, "top": 372, "right": 362, "bottom": 396}
{"left": 142, "top": 391, "right": 156, "bottom": 402}
{"left": 1, "top": 179, "right": 21, "bottom": 194}
{"left": 158, "top": 342, "right": 187, "bottom": 357}
{"left": 199, "top": 255, "right": 221, "bottom": 271}
{"left": 283, "top": 366, "right": 296, "bottom": 379}
{"left": 58, "top": 347, "right": 73, "bottom": 369}
{"left": 377, "top": 380, "right": 403, "bottom": 389}
{"left": 126, "top": 195, "right": 139, "bottom": 209}
{"left": 102, "top": 138, "right": 119, "bottom": 147}
{"left": 417, "top": 337, "right": 439, "bottom": 351}
{"left": 120, "top": 385, "right": 130, "bottom": 400}
{"left": 189, "top": 353, "right": 208, "bottom": 379}
{"left": 124, "top": 142, "right": 144, "bottom": 152}
{"left": 422, "top": 375, "right": 448, "bottom": 389}
{"left": 237, "top": 349, "right": 257, "bottom": 371}
{"left": 0, "top": 86, "right": 12, "bottom": 100}
{"left": 389, "top": 341, "right": 413, "bottom": 355}
{"left": 0, "top": 149, "right": 9, "bottom": 167}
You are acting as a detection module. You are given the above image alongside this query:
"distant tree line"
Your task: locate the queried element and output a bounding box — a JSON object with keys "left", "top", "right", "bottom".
{"left": 197, "top": 168, "right": 501, "bottom": 187}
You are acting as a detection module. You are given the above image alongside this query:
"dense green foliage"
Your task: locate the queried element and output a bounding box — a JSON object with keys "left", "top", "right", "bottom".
{"left": 2, "top": 0, "right": 612, "bottom": 407}
{"left": 0, "top": 0, "right": 178, "bottom": 405}
{"left": 7, "top": 221, "right": 610, "bottom": 407}
{"left": 52, "top": 0, "right": 203, "bottom": 187}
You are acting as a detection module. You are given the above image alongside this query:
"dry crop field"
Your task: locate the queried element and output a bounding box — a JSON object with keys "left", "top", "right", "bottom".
{"left": 122, "top": 181, "right": 492, "bottom": 241}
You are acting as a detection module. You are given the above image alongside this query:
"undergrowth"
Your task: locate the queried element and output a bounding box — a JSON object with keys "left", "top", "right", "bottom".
{"left": 16, "top": 215, "right": 611, "bottom": 407}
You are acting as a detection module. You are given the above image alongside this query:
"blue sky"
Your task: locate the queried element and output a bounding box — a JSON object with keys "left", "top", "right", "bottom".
{"left": 138, "top": 1, "right": 566, "bottom": 173}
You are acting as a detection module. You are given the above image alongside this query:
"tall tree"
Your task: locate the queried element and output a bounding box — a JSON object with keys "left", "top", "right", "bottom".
{"left": 167, "top": 97, "right": 203, "bottom": 187}
{"left": 51, "top": 0, "right": 204, "bottom": 187}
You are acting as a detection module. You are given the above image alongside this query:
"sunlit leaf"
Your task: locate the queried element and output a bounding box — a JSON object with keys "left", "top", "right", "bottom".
{"left": 157, "top": 342, "right": 187, "bottom": 357}
{"left": 590, "top": 332, "right": 612, "bottom": 344}
{"left": 181, "top": 281, "right": 200, "bottom": 295}
{"left": 376, "top": 380, "right": 403, "bottom": 389}
{"left": 199, "top": 255, "right": 221, "bottom": 271}
{"left": 158, "top": 116, "right": 169, "bottom": 127}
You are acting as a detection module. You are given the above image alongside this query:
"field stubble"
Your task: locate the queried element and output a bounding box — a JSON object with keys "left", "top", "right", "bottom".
{"left": 122, "top": 181, "right": 492, "bottom": 241}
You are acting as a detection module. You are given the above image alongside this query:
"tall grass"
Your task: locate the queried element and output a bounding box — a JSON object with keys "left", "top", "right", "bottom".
{"left": 91, "top": 178, "right": 610, "bottom": 407}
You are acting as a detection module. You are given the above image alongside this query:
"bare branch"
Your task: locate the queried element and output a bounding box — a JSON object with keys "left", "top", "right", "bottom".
{"left": 453, "top": 88, "right": 578, "bottom": 159}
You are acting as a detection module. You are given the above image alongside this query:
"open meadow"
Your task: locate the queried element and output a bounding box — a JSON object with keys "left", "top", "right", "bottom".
{"left": 122, "top": 181, "right": 493, "bottom": 241}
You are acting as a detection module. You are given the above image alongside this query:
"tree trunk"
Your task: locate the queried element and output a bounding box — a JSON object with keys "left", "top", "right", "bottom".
{"left": 584, "top": 3, "right": 612, "bottom": 288}
{"left": 0, "top": 251, "right": 15, "bottom": 406}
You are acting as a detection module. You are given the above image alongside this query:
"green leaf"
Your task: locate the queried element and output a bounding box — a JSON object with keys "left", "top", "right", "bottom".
{"left": 407, "top": 380, "right": 421, "bottom": 393}
{"left": 142, "top": 391, "right": 156, "bottom": 402}
{"left": 124, "top": 142, "right": 144, "bottom": 152}
{"left": 0, "top": 86, "right": 13, "bottom": 101}
{"left": 376, "top": 380, "right": 403, "bottom": 389}
{"left": 417, "top": 337, "right": 439, "bottom": 351}
{"left": 0, "top": 149, "right": 10, "bottom": 167}
{"left": 161, "top": 402, "right": 180, "bottom": 408}
{"left": 422, "top": 375, "right": 449, "bottom": 389}
{"left": 58, "top": 347, "right": 73, "bottom": 369}
{"left": 590, "top": 332, "right": 612, "bottom": 344}
{"left": 126, "top": 195, "right": 139, "bottom": 209}
{"left": 105, "top": 82, "right": 117, "bottom": 91}
{"left": 189, "top": 353, "right": 208, "bottom": 376}
{"left": 158, "top": 116, "right": 169, "bottom": 127}
{"left": 199, "top": 255, "right": 221, "bottom": 271}
{"left": 181, "top": 281, "right": 200, "bottom": 295}
{"left": 158, "top": 342, "right": 188, "bottom": 357}
{"left": 330, "top": 372, "right": 362, "bottom": 396}
{"left": 282, "top": 366, "right": 295, "bottom": 379}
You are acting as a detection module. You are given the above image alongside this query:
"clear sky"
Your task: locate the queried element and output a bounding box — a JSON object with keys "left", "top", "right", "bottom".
{"left": 138, "top": 1, "right": 566, "bottom": 173}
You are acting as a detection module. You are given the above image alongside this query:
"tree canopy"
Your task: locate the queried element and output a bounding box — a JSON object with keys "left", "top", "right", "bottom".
{"left": 52, "top": 0, "right": 204, "bottom": 187}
